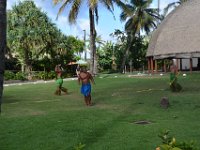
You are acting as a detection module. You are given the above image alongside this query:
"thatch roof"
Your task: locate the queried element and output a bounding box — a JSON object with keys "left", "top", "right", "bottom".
{"left": 146, "top": 0, "right": 200, "bottom": 59}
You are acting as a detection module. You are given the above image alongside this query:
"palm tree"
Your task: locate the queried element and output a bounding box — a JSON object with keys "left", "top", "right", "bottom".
{"left": 119, "top": 0, "right": 159, "bottom": 72}
{"left": 0, "top": 0, "right": 6, "bottom": 112}
{"left": 164, "top": 0, "right": 189, "bottom": 16}
{"left": 53, "top": 0, "right": 116, "bottom": 75}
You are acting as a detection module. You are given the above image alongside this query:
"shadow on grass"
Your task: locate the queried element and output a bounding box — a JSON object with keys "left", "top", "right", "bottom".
{"left": 2, "top": 96, "right": 20, "bottom": 104}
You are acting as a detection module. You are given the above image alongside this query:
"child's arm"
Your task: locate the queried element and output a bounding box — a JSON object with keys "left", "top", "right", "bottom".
{"left": 90, "top": 73, "right": 95, "bottom": 84}
{"left": 78, "top": 76, "right": 81, "bottom": 85}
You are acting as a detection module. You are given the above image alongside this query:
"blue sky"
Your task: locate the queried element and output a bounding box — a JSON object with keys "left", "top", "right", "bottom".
{"left": 7, "top": 0, "right": 175, "bottom": 41}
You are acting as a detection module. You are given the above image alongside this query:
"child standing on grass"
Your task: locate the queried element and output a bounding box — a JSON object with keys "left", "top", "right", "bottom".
{"left": 55, "top": 73, "right": 68, "bottom": 95}
{"left": 54, "top": 64, "right": 67, "bottom": 95}
{"left": 55, "top": 64, "right": 63, "bottom": 77}
{"left": 169, "top": 60, "right": 182, "bottom": 92}
{"left": 78, "top": 68, "right": 95, "bottom": 106}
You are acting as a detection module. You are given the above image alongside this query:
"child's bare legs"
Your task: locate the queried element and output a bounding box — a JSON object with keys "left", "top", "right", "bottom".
{"left": 84, "top": 96, "right": 88, "bottom": 106}
{"left": 88, "top": 94, "right": 91, "bottom": 105}
{"left": 61, "top": 87, "right": 68, "bottom": 94}
{"left": 84, "top": 94, "right": 92, "bottom": 106}
{"left": 55, "top": 86, "right": 61, "bottom": 95}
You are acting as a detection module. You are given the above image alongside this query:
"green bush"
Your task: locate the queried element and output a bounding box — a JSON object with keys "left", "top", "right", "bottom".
{"left": 74, "top": 143, "right": 85, "bottom": 150}
{"left": 14, "top": 72, "right": 27, "bottom": 80}
{"left": 47, "top": 71, "right": 56, "bottom": 79}
{"left": 157, "top": 130, "right": 200, "bottom": 150}
{"left": 4, "top": 70, "right": 15, "bottom": 80}
{"left": 34, "top": 71, "right": 56, "bottom": 80}
{"left": 62, "top": 73, "right": 74, "bottom": 78}
{"left": 35, "top": 71, "right": 47, "bottom": 80}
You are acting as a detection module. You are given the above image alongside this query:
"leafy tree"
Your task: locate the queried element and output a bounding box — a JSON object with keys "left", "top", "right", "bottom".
{"left": 118, "top": 0, "right": 159, "bottom": 72}
{"left": 97, "top": 41, "right": 113, "bottom": 71}
{"left": 7, "top": 1, "right": 56, "bottom": 73}
{"left": 0, "top": 0, "right": 6, "bottom": 112}
{"left": 111, "top": 30, "right": 149, "bottom": 72}
{"left": 129, "top": 36, "right": 148, "bottom": 70}
{"left": 53, "top": 0, "right": 119, "bottom": 75}
{"left": 110, "top": 29, "right": 127, "bottom": 70}
{"left": 7, "top": 1, "right": 78, "bottom": 74}
{"left": 65, "top": 36, "right": 84, "bottom": 58}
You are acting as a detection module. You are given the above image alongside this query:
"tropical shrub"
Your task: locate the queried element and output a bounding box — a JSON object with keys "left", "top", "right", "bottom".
{"left": 47, "top": 71, "right": 56, "bottom": 79}
{"left": 74, "top": 143, "right": 85, "bottom": 150}
{"left": 157, "top": 130, "right": 199, "bottom": 150}
{"left": 14, "top": 72, "right": 27, "bottom": 80}
{"left": 35, "top": 71, "right": 48, "bottom": 80}
{"left": 4, "top": 70, "right": 16, "bottom": 80}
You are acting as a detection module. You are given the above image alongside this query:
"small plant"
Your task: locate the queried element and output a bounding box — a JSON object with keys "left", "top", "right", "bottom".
{"left": 35, "top": 71, "right": 48, "bottom": 80}
{"left": 15, "top": 71, "right": 27, "bottom": 80}
{"left": 47, "top": 71, "right": 56, "bottom": 79}
{"left": 4, "top": 70, "right": 15, "bottom": 80}
{"left": 74, "top": 143, "right": 86, "bottom": 150}
{"left": 157, "top": 130, "right": 200, "bottom": 150}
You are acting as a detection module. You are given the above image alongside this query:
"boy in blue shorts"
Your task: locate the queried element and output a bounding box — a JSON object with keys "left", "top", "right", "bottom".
{"left": 78, "top": 68, "right": 95, "bottom": 106}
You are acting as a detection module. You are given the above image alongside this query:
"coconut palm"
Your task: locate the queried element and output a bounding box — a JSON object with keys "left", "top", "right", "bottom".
{"left": 0, "top": 0, "right": 6, "bottom": 112}
{"left": 119, "top": 0, "right": 159, "bottom": 72}
{"left": 53, "top": 0, "right": 117, "bottom": 75}
{"left": 164, "top": 0, "right": 189, "bottom": 16}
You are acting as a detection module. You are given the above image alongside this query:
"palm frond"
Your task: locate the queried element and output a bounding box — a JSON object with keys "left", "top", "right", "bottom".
{"left": 163, "top": 2, "right": 178, "bottom": 16}
{"left": 68, "top": 0, "right": 82, "bottom": 24}
{"left": 145, "top": 8, "right": 160, "bottom": 20}
{"left": 99, "top": 0, "right": 114, "bottom": 10}
{"left": 143, "top": 0, "right": 153, "bottom": 8}
{"left": 94, "top": 6, "right": 99, "bottom": 24}
{"left": 89, "top": 0, "right": 98, "bottom": 9}
{"left": 99, "top": 0, "right": 115, "bottom": 20}
{"left": 116, "top": 0, "right": 134, "bottom": 15}
{"left": 120, "top": 4, "right": 136, "bottom": 22}
{"left": 120, "top": 12, "right": 128, "bottom": 22}
{"left": 56, "top": 0, "right": 71, "bottom": 20}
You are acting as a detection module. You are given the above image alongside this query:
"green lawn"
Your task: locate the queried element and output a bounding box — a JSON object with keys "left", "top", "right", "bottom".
{"left": 0, "top": 73, "right": 200, "bottom": 150}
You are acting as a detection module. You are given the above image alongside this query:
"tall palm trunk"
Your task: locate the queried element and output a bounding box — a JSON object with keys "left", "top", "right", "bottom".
{"left": 0, "top": 0, "right": 6, "bottom": 113}
{"left": 89, "top": 8, "right": 97, "bottom": 75}
{"left": 120, "top": 32, "right": 135, "bottom": 73}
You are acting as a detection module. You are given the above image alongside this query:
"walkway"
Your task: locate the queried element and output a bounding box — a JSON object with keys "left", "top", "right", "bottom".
{"left": 4, "top": 78, "right": 77, "bottom": 86}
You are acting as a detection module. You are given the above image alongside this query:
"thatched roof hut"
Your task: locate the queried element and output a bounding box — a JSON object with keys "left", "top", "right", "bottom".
{"left": 146, "top": 0, "right": 200, "bottom": 72}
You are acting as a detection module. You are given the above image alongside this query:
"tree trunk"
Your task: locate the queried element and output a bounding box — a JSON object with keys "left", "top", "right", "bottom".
{"left": 120, "top": 33, "right": 135, "bottom": 73}
{"left": 89, "top": 8, "right": 97, "bottom": 75}
{"left": 120, "top": 47, "right": 129, "bottom": 73}
{"left": 0, "top": 0, "right": 6, "bottom": 113}
{"left": 24, "top": 48, "right": 32, "bottom": 77}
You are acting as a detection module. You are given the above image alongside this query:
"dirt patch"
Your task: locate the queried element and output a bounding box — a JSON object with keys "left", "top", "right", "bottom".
{"left": 133, "top": 120, "right": 152, "bottom": 125}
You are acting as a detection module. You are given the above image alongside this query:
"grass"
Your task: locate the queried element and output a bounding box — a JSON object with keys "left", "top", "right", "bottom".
{"left": 0, "top": 72, "right": 200, "bottom": 150}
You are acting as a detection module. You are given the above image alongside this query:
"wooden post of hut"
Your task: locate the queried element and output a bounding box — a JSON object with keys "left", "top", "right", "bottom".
{"left": 180, "top": 58, "right": 182, "bottom": 71}
{"left": 176, "top": 59, "right": 179, "bottom": 72}
{"left": 190, "top": 58, "right": 193, "bottom": 73}
{"left": 163, "top": 59, "right": 167, "bottom": 73}
{"left": 148, "top": 57, "right": 151, "bottom": 74}
{"left": 151, "top": 57, "right": 154, "bottom": 74}
{"left": 155, "top": 59, "right": 158, "bottom": 73}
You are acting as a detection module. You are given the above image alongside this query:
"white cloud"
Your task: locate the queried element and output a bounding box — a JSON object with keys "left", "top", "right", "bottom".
{"left": 56, "top": 15, "right": 68, "bottom": 26}
{"left": 77, "top": 18, "right": 90, "bottom": 31}
{"left": 7, "top": 0, "right": 19, "bottom": 9}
